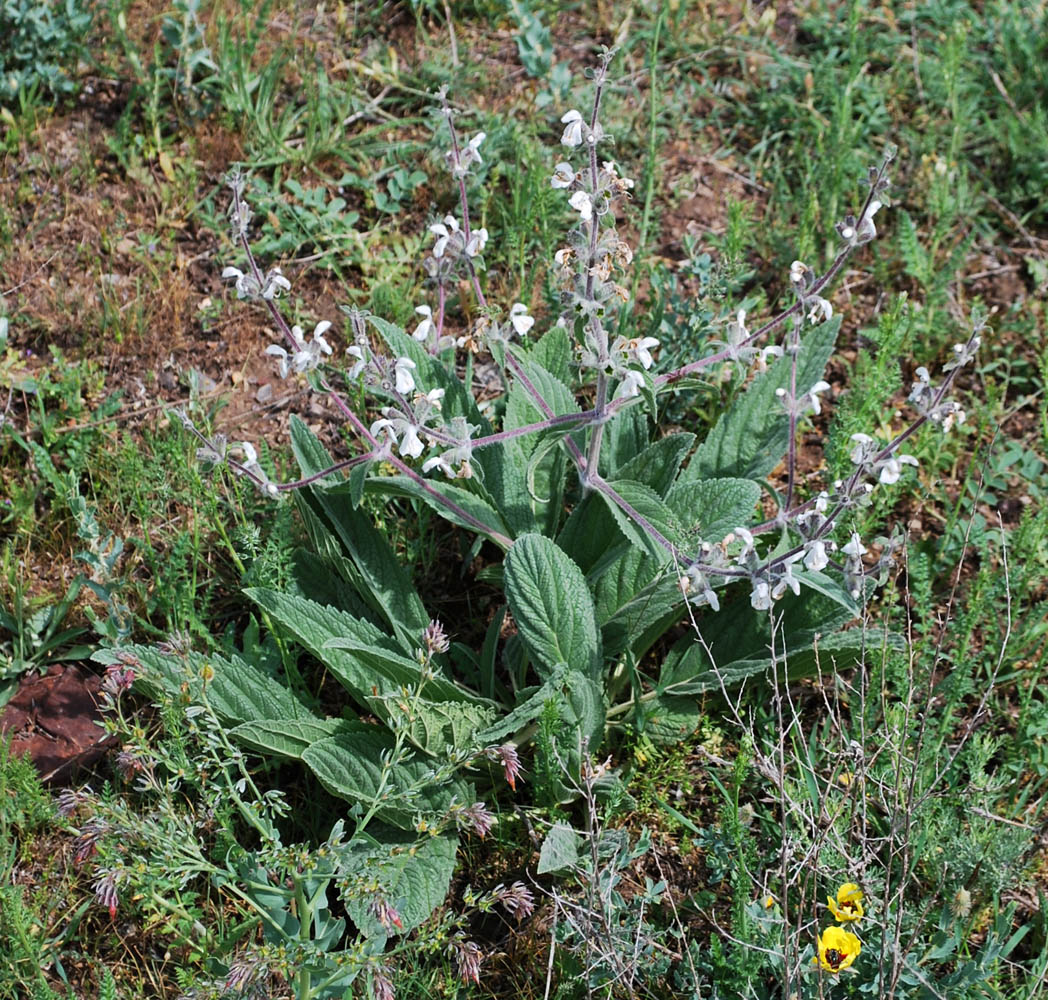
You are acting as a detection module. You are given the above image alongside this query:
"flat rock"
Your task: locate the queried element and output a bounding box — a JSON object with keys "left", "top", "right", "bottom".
{"left": 0, "top": 663, "right": 114, "bottom": 784}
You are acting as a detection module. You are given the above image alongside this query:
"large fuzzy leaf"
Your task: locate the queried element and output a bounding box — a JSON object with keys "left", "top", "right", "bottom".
{"left": 338, "top": 830, "right": 458, "bottom": 937}
{"left": 302, "top": 731, "right": 469, "bottom": 829}
{"left": 247, "top": 589, "right": 482, "bottom": 708}
{"left": 504, "top": 534, "right": 602, "bottom": 681}
{"left": 596, "top": 479, "right": 683, "bottom": 565}
{"left": 230, "top": 718, "right": 366, "bottom": 760}
{"left": 96, "top": 645, "right": 313, "bottom": 725}
{"left": 666, "top": 477, "right": 762, "bottom": 543}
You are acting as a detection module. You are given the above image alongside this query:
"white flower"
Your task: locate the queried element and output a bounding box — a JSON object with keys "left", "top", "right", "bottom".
{"left": 509, "top": 303, "right": 534, "bottom": 337}
{"left": 806, "top": 380, "right": 832, "bottom": 415}
{"left": 807, "top": 295, "right": 833, "bottom": 324}
{"left": 842, "top": 533, "right": 867, "bottom": 559}
{"left": 422, "top": 387, "right": 445, "bottom": 408}
{"left": 569, "top": 189, "right": 593, "bottom": 222}
{"left": 413, "top": 305, "right": 434, "bottom": 342}
{"left": 560, "top": 109, "right": 585, "bottom": 147}
{"left": 732, "top": 526, "right": 756, "bottom": 555}
{"left": 849, "top": 433, "right": 876, "bottom": 465}
{"left": 790, "top": 260, "right": 808, "bottom": 284}
{"left": 750, "top": 579, "right": 773, "bottom": 610}
{"left": 266, "top": 344, "right": 291, "bottom": 378}
{"left": 393, "top": 357, "right": 417, "bottom": 395}
{"left": 371, "top": 415, "right": 423, "bottom": 459}
{"left": 266, "top": 269, "right": 291, "bottom": 297}
{"left": 551, "top": 162, "right": 575, "bottom": 188}
{"left": 680, "top": 565, "right": 720, "bottom": 611}
{"left": 465, "top": 227, "right": 488, "bottom": 257}
{"left": 633, "top": 337, "right": 659, "bottom": 370}
{"left": 429, "top": 215, "right": 459, "bottom": 258}
{"left": 772, "top": 557, "right": 802, "bottom": 599}
{"left": 803, "top": 539, "right": 830, "bottom": 572}
{"left": 726, "top": 309, "right": 748, "bottom": 345}
{"left": 399, "top": 423, "right": 424, "bottom": 458}
{"left": 757, "top": 345, "right": 784, "bottom": 371}
{"left": 240, "top": 441, "right": 258, "bottom": 467}
{"left": 554, "top": 247, "right": 574, "bottom": 267}
{"left": 423, "top": 454, "right": 455, "bottom": 477}
{"left": 877, "top": 454, "right": 918, "bottom": 484}
{"left": 857, "top": 199, "right": 882, "bottom": 242}
{"left": 619, "top": 369, "right": 645, "bottom": 398}
{"left": 347, "top": 345, "right": 367, "bottom": 379}
{"left": 466, "top": 131, "right": 485, "bottom": 164}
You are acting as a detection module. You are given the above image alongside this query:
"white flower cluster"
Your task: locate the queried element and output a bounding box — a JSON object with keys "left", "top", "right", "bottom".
{"left": 429, "top": 214, "right": 488, "bottom": 262}
{"left": 908, "top": 364, "right": 967, "bottom": 431}
{"left": 221, "top": 265, "right": 291, "bottom": 301}
{"left": 789, "top": 260, "right": 834, "bottom": 325}
{"left": 775, "top": 379, "right": 833, "bottom": 418}
{"left": 848, "top": 433, "right": 919, "bottom": 484}
{"left": 446, "top": 131, "right": 485, "bottom": 179}
{"left": 836, "top": 199, "right": 883, "bottom": 247}
{"left": 266, "top": 321, "right": 333, "bottom": 379}
{"left": 716, "top": 309, "right": 783, "bottom": 369}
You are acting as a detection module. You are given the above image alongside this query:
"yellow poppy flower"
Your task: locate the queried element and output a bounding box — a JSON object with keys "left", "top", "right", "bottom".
{"left": 814, "top": 925, "right": 861, "bottom": 973}
{"left": 826, "top": 882, "right": 864, "bottom": 922}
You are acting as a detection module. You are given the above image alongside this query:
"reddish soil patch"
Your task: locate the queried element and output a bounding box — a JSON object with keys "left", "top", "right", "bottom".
{"left": 0, "top": 663, "right": 115, "bottom": 783}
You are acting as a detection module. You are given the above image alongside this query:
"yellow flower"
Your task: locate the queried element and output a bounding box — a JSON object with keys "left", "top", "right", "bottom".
{"left": 814, "top": 925, "right": 861, "bottom": 973}
{"left": 826, "top": 882, "right": 864, "bottom": 922}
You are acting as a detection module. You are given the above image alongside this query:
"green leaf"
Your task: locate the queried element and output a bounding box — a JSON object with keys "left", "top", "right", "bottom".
{"left": 596, "top": 555, "right": 683, "bottom": 658}
{"left": 602, "top": 405, "right": 648, "bottom": 478}
{"left": 615, "top": 433, "right": 696, "bottom": 498}
{"left": 364, "top": 475, "right": 512, "bottom": 546}
{"left": 294, "top": 487, "right": 429, "bottom": 650}
{"left": 504, "top": 534, "right": 602, "bottom": 681}
{"left": 666, "top": 477, "right": 762, "bottom": 542}
{"left": 339, "top": 831, "right": 457, "bottom": 937}
{"left": 562, "top": 668, "right": 605, "bottom": 753}
{"left": 95, "top": 645, "right": 313, "bottom": 725}
{"left": 289, "top": 415, "right": 339, "bottom": 485}
{"left": 474, "top": 668, "right": 568, "bottom": 745}
{"left": 409, "top": 701, "right": 497, "bottom": 754}
{"left": 529, "top": 324, "right": 572, "bottom": 384}
{"left": 230, "top": 718, "right": 366, "bottom": 760}
{"left": 657, "top": 589, "right": 899, "bottom": 696}
{"left": 247, "top": 589, "right": 481, "bottom": 708}
{"left": 537, "top": 821, "right": 581, "bottom": 873}
{"left": 557, "top": 493, "right": 627, "bottom": 576}
{"left": 641, "top": 695, "right": 705, "bottom": 745}
{"left": 686, "top": 317, "right": 840, "bottom": 481}
{"left": 302, "top": 732, "right": 468, "bottom": 829}
{"left": 596, "top": 479, "right": 683, "bottom": 564}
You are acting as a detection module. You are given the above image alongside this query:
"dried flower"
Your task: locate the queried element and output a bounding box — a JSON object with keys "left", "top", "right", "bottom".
{"left": 951, "top": 887, "right": 972, "bottom": 919}
{"left": 494, "top": 881, "right": 535, "bottom": 920}
{"left": 450, "top": 937, "right": 483, "bottom": 985}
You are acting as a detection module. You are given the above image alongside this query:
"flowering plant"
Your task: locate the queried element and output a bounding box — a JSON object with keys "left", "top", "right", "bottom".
{"left": 153, "top": 49, "right": 984, "bottom": 981}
